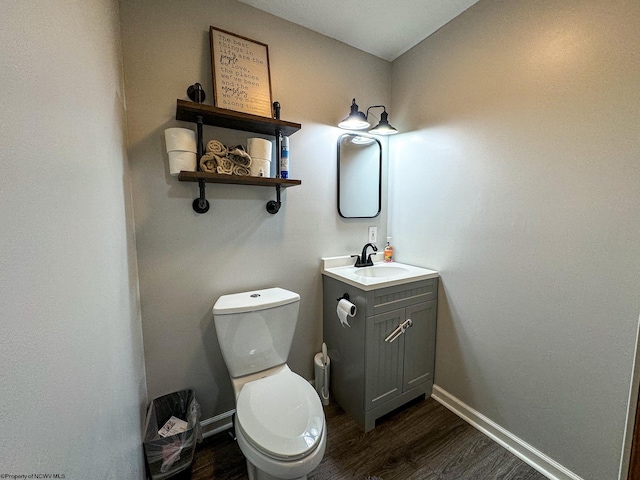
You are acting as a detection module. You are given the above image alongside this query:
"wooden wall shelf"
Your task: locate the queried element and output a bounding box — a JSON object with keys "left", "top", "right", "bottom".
{"left": 176, "top": 100, "right": 301, "bottom": 137}
{"left": 174, "top": 96, "right": 301, "bottom": 214}
{"left": 178, "top": 171, "right": 301, "bottom": 188}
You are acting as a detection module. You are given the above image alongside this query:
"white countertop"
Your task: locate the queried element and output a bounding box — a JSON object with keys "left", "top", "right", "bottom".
{"left": 321, "top": 255, "right": 439, "bottom": 291}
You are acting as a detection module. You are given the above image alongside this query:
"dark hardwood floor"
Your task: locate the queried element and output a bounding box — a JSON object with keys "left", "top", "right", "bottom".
{"left": 190, "top": 396, "right": 547, "bottom": 480}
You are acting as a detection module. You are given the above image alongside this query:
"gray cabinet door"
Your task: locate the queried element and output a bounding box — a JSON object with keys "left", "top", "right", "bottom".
{"left": 403, "top": 300, "right": 437, "bottom": 392}
{"left": 365, "top": 309, "right": 404, "bottom": 410}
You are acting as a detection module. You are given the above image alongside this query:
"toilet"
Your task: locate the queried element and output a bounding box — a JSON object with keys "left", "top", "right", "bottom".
{"left": 213, "top": 287, "right": 326, "bottom": 480}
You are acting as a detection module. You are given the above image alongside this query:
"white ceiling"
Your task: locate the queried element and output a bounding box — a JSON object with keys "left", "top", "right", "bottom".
{"left": 237, "top": 0, "right": 480, "bottom": 61}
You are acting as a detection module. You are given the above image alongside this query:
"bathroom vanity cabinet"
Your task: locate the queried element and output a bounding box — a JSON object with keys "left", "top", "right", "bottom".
{"left": 322, "top": 275, "right": 437, "bottom": 431}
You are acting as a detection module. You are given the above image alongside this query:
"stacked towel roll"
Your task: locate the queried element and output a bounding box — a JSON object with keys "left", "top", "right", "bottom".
{"left": 227, "top": 145, "right": 252, "bottom": 176}
{"left": 164, "top": 128, "right": 197, "bottom": 175}
{"left": 216, "top": 157, "right": 234, "bottom": 175}
{"left": 206, "top": 140, "right": 227, "bottom": 157}
{"left": 233, "top": 165, "right": 250, "bottom": 176}
{"left": 201, "top": 140, "right": 254, "bottom": 176}
{"left": 199, "top": 152, "right": 219, "bottom": 173}
{"left": 199, "top": 140, "right": 226, "bottom": 173}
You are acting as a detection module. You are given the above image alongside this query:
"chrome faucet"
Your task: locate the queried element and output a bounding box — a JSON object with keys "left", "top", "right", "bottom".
{"left": 352, "top": 243, "right": 378, "bottom": 267}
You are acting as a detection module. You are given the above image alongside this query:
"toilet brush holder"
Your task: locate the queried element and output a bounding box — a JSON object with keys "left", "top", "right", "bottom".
{"left": 314, "top": 352, "right": 330, "bottom": 406}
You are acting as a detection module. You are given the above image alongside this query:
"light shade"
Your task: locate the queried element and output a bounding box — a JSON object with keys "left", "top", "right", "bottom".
{"left": 338, "top": 98, "right": 370, "bottom": 130}
{"left": 367, "top": 109, "right": 398, "bottom": 136}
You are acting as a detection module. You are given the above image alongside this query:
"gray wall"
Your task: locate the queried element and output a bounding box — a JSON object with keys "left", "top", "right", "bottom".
{"left": 389, "top": 1, "right": 640, "bottom": 479}
{"left": 0, "top": 0, "right": 147, "bottom": 477}
{"left": 119, "top": 0, "right": 390, "bottom": 419}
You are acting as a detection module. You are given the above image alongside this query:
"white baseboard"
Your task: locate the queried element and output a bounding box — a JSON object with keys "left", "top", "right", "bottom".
{"left": 431, "top": 385, "right": 583, "bottom": 480}
{"left": 200, "top": 409, "right": 235, "bottom": 439}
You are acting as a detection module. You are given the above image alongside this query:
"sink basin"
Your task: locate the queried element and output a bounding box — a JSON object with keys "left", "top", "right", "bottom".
{"left": 321, "top": 255, "right": 438, "bottom": 291}
{"left": 355, "top": 266, "right": 409, "bottom": 278}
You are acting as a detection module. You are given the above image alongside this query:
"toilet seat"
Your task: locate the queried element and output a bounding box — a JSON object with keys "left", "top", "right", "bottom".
{"left": 236, "top": 368, "right": 324, "bottom": 461}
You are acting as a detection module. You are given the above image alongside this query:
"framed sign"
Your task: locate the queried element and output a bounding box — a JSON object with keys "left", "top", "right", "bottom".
{"left": 209, "top": 26, "right": 273, "bottom": 118}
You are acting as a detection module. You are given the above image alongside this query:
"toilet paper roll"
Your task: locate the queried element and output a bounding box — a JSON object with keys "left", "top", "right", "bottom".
{"left": 168, "top": 151, "right": 197, "bottom": 176}
{"left": 247, "top": 138, "right": 272, "bottom": 161}
{"left": 249, "top": 157, "right": 271, "bottom": 177}
{"left": 337, "top": 299, "right": 357, "bottom": 328}
{"left": 165, "top": 128, "right": 196, "bottom": 152}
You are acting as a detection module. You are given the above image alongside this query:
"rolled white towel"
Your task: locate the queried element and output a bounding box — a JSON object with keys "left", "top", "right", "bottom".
{"left": 216, "top": 157, "right": 234, "bottom": 175}
{"left": 227, "top": 145, "right": 252, "bottom": 167}
{"left": 206, "top": 139, "right": 227, "bottom": 156}
{"left": 232, "top": 165, "right": 250, "bottom": 176}
{"left": 199, "top": 152, "right": 220, "bottom": 173}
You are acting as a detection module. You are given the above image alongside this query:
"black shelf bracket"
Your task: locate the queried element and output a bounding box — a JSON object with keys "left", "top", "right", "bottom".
{"left": 192, "top": 113, "right": 210, "bottom": 214}
{"left": 266, "top": 184, "right": 282, "bottom": 214}
{"left": 266, "top": 112, "right": 283, "bottom": 215}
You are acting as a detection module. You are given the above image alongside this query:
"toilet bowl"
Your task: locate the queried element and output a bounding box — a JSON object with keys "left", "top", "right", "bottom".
{"left": 235, "top": 366, "right": 326, "bottom": 480}
{"left": 213, "top": 288, "right": 327, "bottom": 480}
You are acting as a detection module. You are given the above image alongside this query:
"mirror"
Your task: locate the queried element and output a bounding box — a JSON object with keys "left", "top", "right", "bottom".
{"left": 337, "top": 134, "right": 382, "bottom": 218}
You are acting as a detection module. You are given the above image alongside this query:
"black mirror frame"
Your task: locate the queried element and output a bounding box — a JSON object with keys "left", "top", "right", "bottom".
{"left": 337, "top": 133, "right": 382, "bottom": 218}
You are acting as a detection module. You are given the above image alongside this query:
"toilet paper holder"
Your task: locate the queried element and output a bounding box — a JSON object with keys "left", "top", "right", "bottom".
{"left": 336, "top": 293, "right": 357, "bottom": 328}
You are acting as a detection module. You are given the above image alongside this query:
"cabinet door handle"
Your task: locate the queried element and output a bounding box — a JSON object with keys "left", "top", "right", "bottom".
{"left": 384, "top": 325, "right": 403, "bottom": 343}
{"left": 384, "top": 318, "right": 413, "bottom": 343}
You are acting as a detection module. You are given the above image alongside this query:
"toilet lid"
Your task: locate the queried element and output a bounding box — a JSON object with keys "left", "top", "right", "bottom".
{"left": 236, "top": 369, "right": 324, "bottom": 460}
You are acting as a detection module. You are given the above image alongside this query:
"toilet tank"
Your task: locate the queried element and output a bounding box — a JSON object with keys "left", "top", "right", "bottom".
{"left": 213, "top": 288, "right": 300, "bottom": 378}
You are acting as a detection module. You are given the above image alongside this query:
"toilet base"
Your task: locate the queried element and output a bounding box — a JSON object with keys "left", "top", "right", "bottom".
{"left": 246, "top": 459, "right": 307, "bottom": 480}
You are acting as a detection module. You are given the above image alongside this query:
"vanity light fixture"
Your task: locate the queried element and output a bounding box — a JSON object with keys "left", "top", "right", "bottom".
{"left": 338, "top": 99, "right": 398, "bottom": 135}
{"left": 338, "top": 98, "right": 370, "bottom": 130}
{"left": 366, "top": 105, "right": 398, "bottom": 135}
